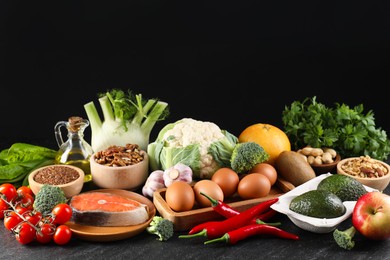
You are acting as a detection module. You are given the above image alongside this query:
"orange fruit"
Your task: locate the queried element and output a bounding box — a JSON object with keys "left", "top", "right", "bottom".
{"left": 238, "top": 123, "right": 291, "bottom": 166}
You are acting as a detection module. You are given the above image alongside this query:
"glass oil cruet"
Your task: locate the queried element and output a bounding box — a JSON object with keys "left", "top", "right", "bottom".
{"left": 54, "top": 116, "right": 94, "bottom": 182}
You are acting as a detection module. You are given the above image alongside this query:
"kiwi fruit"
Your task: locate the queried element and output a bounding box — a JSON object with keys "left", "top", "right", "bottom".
{"left": 275, "top": 151, "right": 316, "bottom": 187}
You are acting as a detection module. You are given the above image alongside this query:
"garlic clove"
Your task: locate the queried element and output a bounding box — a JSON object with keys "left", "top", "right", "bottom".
{"left": 142, "top": 170, "right": 165, "bottom": 198}
{"left": 168, "top": 168, "right": 180, "bottom": 180}
{"left": 163, "top": 163, "right": 193, "bottom": 187}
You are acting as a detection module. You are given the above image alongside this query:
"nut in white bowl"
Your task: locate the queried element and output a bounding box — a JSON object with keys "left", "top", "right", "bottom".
{"left": 90, "top": 145, "right": 149, "bottom": 191}
{"left": 28, "top": 164, "right": 85, "bottom": 198}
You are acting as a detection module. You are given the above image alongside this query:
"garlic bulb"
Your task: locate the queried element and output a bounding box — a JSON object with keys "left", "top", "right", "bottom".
{"left": 142, "top": 170, "right": 165, "bottom": 198}
{"left": 163, "top": 163, "right": 193, "bottom": 187}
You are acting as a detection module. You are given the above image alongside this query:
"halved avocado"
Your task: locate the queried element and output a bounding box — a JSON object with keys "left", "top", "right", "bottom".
{"left": 317, "top": 174, "right": 367, "bottom": 201}
{"left": 289, "top": 189, "right": 346, "bottom": 218}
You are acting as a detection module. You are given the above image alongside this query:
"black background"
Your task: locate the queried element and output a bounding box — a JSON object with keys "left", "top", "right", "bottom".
{"left": 1, "top": 1, "right": 390, "bottom": 150}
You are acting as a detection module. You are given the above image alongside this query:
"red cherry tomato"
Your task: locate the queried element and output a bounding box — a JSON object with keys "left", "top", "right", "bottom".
{"left": 4, "top": 211, "right": 22, "bottom": 231}
{"left": 14, "top": 205, "right": 30, "bottom": 216}
{"left": 15, "top": 222, "right": 36, "bottom": 245}
{"left": 53, "top": 225, "right": 72, "bottom": 245}
{"left": 52, "top": 203, "right": 72, "bottom": 225}
{"left": 0, "top": 199, "right": 9, "bottom": 219}
{"left": 15, "top": 193, "right": 34, "bottom": 210}
{"left": 0, "top": 183, "right": 17, "bottom": 202}
{"left": 17, "top": 186, "right": 34, "bottom": 198}
{"left": 25, "top": 211, "right": 42, "bottom": 226}
{"left": 38, "top": 215, "right": 55, "bottom": 226}
{"left": 36, "top": 223, "right": 55, "bottom": 244}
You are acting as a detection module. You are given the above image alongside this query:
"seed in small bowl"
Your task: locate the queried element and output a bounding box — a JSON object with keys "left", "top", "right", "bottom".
{"left": 29, "top": 164, "right": 85, "bottom": 198}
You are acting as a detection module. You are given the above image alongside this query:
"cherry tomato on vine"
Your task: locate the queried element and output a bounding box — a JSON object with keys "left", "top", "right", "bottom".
{"left": 38, "top": 215, "right": 55, "bottom": 226}
{"left": 15, "top": 222, "right": 36, "bottom": 245}
{"left": 17, "top": 186, "right": 34, "bottom": 198}
{"left": 4, "top": 211, "right": 22, "bottom": 231}
{"left": 0, "top": 183, "right": 17, "bottom": 202}
{"left": 52, "top": 203, "right": 72, "bottom": 225}
{"left": 53, "top": 225, "right": 72, "bottom": 245}
{"left": 25, "top": 211, "right": 42, "bottom": 226}
{"left": 36, "top": 223, "right": 55, "bottom": 244}
{"left": 0, "top": 199, "right": 9, "bottom": 219}
{"left": 15, "top": 193, "right": 34, "bottom": 210}
{"left": 14, "top": 205, "right": 30, "bottom": 216}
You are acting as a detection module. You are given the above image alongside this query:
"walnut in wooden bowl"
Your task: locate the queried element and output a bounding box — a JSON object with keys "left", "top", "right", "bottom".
{"left": 90, "top": 144, "right": 149, "bottom": 191}
{"left": 337, "top": 156, "right": 390, "bottom": 192}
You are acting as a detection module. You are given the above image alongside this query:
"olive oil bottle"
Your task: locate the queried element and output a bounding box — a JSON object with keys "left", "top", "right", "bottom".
{"left": 54, "top": 116, "right": 94, "bottom": 182}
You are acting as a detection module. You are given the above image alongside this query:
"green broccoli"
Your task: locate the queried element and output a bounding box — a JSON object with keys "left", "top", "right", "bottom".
{"left": 333, "top": 226, "right": 357, "bottom": 250}
{"left": 33, "top": 184, "right": 67, "bottom": 216}
{"left": 230, "top": 142, "right": 269, "bottom": 174}
{"left": 147, "top": 216, "right": 174, "bottom": 241}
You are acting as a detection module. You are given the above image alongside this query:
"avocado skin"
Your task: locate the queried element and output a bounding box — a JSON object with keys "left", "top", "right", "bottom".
{"left": 289, "top": 190, "right": 346, "bottom": 218}
{"left": 317, "top": 174, "right": 367, "bottom": 201}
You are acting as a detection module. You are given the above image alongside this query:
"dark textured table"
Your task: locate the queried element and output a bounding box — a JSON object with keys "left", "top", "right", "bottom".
{"left": 0, "top": 140, "right": 389, "bottom": 260}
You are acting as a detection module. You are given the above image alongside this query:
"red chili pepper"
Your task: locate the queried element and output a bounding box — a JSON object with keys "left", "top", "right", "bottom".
{"left": 251, "top": 208, "right": 278, "bottom": 224}
{"left": 204, "top": 224, "right": 299, "bottom": 245}
{"left": 179, "top": 197, "right": 279, "bottom": 239}
{"left": 187, "top": 221, "right": 221, "bottom": 235}
{"left": 250, "top": 209, "right": 281, "bottom": 226}
{"left": 198, "top": 191, "right": 280, "bottom": 226}
{"left": 200, "top": 192, "right": 239, "bottom": 218}
{"left": 188, "top": 209, "right": 280, "bottom": 235}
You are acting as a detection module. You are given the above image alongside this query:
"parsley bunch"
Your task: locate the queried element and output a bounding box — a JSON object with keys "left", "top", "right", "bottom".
{"left": 282, "top": 96, "right": 390, "bottom": 161}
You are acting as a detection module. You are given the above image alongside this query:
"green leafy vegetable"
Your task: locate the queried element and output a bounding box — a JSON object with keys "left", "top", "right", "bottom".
{"left": 282, "top": 96, "right": 390, "bottom": 161}
{"left": 0, "top": 143, "right": 56, "bottom": 187}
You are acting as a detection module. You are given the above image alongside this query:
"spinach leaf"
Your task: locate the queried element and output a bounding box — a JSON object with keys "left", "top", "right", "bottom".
{"left": 0, "top": 143, "right": 56, "bottom": 186}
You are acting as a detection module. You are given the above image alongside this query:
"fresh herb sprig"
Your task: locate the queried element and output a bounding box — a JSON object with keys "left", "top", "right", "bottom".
{"left": 282, "top": 96, "right": 390, "bottom": 161}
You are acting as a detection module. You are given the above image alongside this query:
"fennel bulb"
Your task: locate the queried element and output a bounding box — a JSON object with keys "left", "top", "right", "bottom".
{"left": 84, "top": 89, "right": 169, "bottom": 152}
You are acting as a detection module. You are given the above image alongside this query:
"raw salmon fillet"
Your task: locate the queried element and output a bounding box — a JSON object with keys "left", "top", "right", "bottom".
{"left": 69, "top": 192, "right": 149, "bottom": 227}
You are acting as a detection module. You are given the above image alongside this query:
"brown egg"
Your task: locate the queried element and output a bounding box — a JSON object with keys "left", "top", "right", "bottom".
{"left": 249, "top": 163, "right": 278, "bottom": 186}
{"left": 165, "top": 181, "right": 195, "bottom": 212}
{"left": 211, "top": 167, "right": 240, "bottom": 198}
{"left": 238, "top": 173, "right": 271, "bottom": 199}
{"left": 193, "top": 179, "right": 224, "bottom": 207}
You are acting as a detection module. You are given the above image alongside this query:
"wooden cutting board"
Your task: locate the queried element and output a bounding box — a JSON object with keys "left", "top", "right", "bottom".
{"left": 153, "top": 177, "right": 295, "bottom": 231}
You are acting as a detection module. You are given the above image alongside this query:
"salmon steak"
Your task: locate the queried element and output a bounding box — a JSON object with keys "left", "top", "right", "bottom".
{"left": 69, "top": 192, "right": 149, "bottom": 227}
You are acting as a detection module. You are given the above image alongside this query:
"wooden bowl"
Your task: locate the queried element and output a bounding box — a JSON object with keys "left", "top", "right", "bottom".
{"left": 337, "top": 156, "right": 390, "bottom": 192}
{"left": 311, "top": 154, "right": 341, "bottom": 175}
{"left": 90, "top": 151, "right": 149, "bottom": 191}
{"left": 29, "top": 164, "right": 85, "bottom": 198}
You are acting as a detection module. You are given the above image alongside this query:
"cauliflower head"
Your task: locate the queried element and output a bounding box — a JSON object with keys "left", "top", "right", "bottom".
{"left": 148, "top": 118, "right": 238, "bottom": 179}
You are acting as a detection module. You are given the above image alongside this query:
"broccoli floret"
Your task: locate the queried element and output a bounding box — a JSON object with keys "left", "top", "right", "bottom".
{"left": 333, "top": 226, "right": 357, "bottom": 250}
{"left": 147, "top": 216, "right": 174, "bottom": 241}
{"left": 230, "top": 142, "right": 269, "bottom": 174}
{"left": 33, "top": 184, "right": 67, "bottom": 216}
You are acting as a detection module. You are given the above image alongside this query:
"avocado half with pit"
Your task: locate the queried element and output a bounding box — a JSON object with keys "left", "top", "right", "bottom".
{"left": 289, "top": 189, "right": 346, "bottom": 218}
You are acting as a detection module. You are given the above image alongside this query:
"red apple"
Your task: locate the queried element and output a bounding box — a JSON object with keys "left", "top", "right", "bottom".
{"left": 352, "top": 191, "right": 390, "bottom": 240}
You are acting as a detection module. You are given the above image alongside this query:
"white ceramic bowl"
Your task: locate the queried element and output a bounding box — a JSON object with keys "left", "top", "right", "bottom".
{"left": 90, "top": 151, "right": 149, "bottom": 190}
{"left": 271, "top": 173, "right": 377, "bottom": 233}
{"left": 28, "top": 164, "right": 85, "bottom": 198}
{"left": 337, "top": 156, "right": 390, "bottom": 192}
